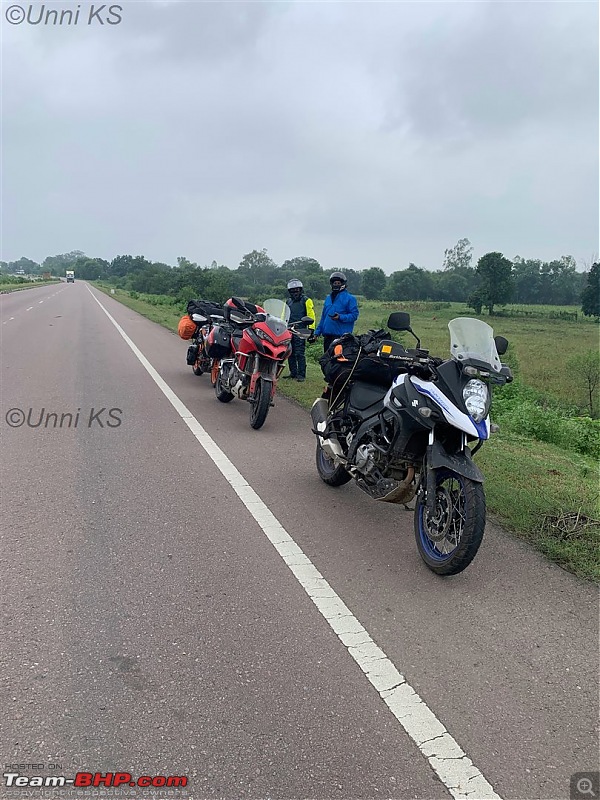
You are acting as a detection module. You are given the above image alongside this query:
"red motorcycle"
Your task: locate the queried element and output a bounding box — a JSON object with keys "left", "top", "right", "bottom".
{"left": 207, "top": 298, "right": 313, "bottom": 429}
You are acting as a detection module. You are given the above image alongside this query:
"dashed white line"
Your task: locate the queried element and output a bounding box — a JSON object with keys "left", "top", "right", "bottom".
{"left": 86, "top": 286, "right": 502, "bottom": 800}
{"left": 26, "top": 307, "right": 33, "bottom": 311}
{"left": 39, "top": 300, "right": 44, "bottom": 304}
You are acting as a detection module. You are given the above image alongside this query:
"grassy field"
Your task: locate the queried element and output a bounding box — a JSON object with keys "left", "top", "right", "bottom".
{"left": 94, "top": 285, "right": 600, "bottom": 581}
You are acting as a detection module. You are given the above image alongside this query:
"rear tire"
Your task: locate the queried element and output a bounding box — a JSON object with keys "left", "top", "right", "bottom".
{"left": 414, "top": 469, "right": 485, "bottom": 576}
{"left": 215, "top": 369, "right": 234, "bottom": 403}
{"left": 250, "top": 378, "right": 271, "bottom": 429}
{"left": 315, "top": 441, "right": 352, "bottom": 486}
{"left": 193, "top": 355, "right": 211, "bottom": 376}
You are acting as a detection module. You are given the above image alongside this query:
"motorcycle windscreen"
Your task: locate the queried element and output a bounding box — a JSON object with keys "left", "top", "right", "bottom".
{"left": 263, "top": 299, "right": 291, "bottom": 323}
{"left": 448, "top": 317, "right": 502, "bottom": 373}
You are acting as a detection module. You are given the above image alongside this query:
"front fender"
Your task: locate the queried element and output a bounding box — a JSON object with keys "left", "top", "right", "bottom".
{"left": 250, "top": 372, "right": 274, "bottom": 396}
{"left": 428, "top": 440, "right": 484, "bottom": 483}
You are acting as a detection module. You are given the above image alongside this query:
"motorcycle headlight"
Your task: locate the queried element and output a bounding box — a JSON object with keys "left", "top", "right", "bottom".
{"left": 255, "top": 328, "right": 275, "bottom": 344}
{"left": 463, "top": 379, "right": 489, "bottom": 423}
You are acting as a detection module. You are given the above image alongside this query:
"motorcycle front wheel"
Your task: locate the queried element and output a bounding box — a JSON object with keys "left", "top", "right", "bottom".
{"left": 414, "top": 469, "right": 485, "bottom": 576}
{"left": 315, "top": 440, "right": 352, "bottom": 486}
{"left": 249, "top": 378, "right": 271, "bottom": 430}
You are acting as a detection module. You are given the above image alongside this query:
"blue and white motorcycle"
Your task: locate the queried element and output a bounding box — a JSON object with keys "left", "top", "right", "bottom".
{"left": 311, "top": 313, "right": 513, "bottom": 575}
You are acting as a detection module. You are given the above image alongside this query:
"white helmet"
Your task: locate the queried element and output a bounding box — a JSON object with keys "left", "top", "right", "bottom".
{"left": 287, "top": 279, "right": 303, "bottom": 291}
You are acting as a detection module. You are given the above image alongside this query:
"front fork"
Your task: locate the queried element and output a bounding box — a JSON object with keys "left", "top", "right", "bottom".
{"left": 424, "top": 430, "right": 466, "bottom": 516}
{"left": 249, "top": 357, "right": 281, "bottom": 399}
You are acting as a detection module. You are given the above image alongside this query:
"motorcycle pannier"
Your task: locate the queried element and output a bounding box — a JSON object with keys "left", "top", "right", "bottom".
{"left": 206, "top": 325, "right": 232, "bottom": 359}
{"left": 178, "top": 315, "right": 197, "bottom": 340}
{"left": 186, "top": 343, "right": 200, "bottom": 365}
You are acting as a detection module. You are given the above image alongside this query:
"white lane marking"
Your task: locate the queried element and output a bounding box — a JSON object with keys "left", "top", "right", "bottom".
{"left": 26, "top": 307, "right": 33, "bottom": 311}
{"left": 39, "top": 300, "right": 44, "bottom": 304}
{"left": 86, "top": 285, "right": 501, "bottom": 800}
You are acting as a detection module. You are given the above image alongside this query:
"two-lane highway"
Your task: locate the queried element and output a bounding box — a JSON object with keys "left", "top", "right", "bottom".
{"left": 1, "top": 282, "right": 598, "bottom": 800}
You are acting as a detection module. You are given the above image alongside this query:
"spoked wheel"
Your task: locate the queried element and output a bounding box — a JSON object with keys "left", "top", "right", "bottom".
{"left": 249, "top": 378, "right": 271, "bottom": 430}
{"left": 315, "top": 440, "right": 352, "bottom": 486}
{"left": 215, "top": 368, "right": 234, "bottom": 403}
{"left": 414, "top": 469, "right": 485, "bottom": 575}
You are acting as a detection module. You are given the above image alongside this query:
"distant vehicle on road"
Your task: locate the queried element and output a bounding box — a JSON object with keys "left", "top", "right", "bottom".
{"left": 66, "top": 270, "right": 75, "bottom": 283}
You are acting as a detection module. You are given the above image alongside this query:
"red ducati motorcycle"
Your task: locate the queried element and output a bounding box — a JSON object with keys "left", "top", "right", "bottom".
{"left": 208, "top": 298, "right": 313, "bottom": 429}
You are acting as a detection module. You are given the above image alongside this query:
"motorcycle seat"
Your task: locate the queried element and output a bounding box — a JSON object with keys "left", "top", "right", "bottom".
{"left": 347, "top": 380, "right": 389, "bottom": 411}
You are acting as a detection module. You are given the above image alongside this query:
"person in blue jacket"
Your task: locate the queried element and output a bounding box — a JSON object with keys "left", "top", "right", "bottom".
{"left": 314, "top": 271, "right": 359, "bottom": 352}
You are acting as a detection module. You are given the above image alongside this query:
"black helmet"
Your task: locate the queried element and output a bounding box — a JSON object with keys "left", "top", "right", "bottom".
{"left": 287, "top": 278, "right": 304, "bottom": 299}
{"left": 329, "top": 271, "right": 347, "bottom": 293}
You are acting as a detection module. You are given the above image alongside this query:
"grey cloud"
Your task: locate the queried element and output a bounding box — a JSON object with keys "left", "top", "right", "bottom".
{"left": 1, "top": 1, "right": 597, "bottom": 270}
{"left": 389, "top": 2, "right": 598, "bottom": 141}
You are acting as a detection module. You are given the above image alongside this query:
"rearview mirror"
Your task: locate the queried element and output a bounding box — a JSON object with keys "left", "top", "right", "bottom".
{"left": 231, "top": 297, "right": 246, "bottom": 311}
{"left": 387, "top": 312, "right": 411, "bottom": 331}
{"left": 301, "top": 316, "right": 314, "bottom": 325}
{"left": 494, "top": 336, "right": 509, "bottom": 355}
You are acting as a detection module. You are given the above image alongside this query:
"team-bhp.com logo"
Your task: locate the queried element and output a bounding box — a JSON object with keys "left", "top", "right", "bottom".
{"left": 5, "top": 3, "right": 122, "bottom": 26}
{"left": 5, "top": 407, "right": 123, "bottom": 429}
{"left": 3, "top": 771, "right": 188, "bottom": 789}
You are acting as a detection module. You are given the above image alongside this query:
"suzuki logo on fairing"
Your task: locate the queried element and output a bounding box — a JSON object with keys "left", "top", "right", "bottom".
{"left": 412, "top": 400, "right": 419, "bottom": 407}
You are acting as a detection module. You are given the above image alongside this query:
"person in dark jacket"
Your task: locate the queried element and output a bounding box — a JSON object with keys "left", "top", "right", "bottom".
{"left": 284, "top": 279, "right": 315, "bottom": 382}
{"left": 314, "top": 271, "right": 359, "bottom": 352}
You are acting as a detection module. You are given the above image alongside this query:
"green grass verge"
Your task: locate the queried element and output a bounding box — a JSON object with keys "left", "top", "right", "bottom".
{"left": 94, "top": 285, "right": 600, "bottom": 582}
{"left": 0, "top": 280, "right": 62, "bottom": 292}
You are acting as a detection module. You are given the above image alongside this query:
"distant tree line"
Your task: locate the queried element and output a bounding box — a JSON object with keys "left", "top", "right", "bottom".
{"left": 2, "top": 240, "right": 597, "bottom": 317}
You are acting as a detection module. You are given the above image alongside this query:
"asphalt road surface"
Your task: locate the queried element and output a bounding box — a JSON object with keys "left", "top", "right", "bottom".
{"left": 1, "top": 282, "right": 598, "bottom": 800}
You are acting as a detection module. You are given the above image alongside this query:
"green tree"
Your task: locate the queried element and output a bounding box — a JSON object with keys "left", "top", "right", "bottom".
{"left": 280, "top": 256, "right": 322, "bottom": 276}
{"left": 278, "top": 256, "right": 327, "bottom": 297}
{"left": 581, "top": 262, "right": 600, "bottom": 319}
{"left": 361, "top": 267, "right": 387, "bottom": 300}
{"left": 474, "top": 252, "right": 514, "bottom": 315}
{"left": 432, "top": 270, "right": 470, "bottom": 302}
{"left": 9, "top": 256, "right": 41, "bottom": 274}
{"left": 238, "top": 249, "right": 278, "bottom": 289}
{"left": 343, "top": 268, "right": 363, "bottom": 296}
{"left": 110, "top": 255, "right": 136, "bottom": 277}
{"left": 43, "top": 251, "right": 85, "bottom": 275}
{"left": 467, "top": 290, "right": 483, "bottom": 314}
{"left": 73, "top": 256, "right": 110, "bottom": 280}
{"left": 512, "top": 257, "right": 542, "bottom": 304}
{"left": 442, "top": 238, "right": 473, "bottom": 273}
{"left": 177, "top": 256, "right": 197, "bottom": 270}
{"left": 569, "top": 350, "right": 600, "bottom": 417}
{"left": 203, "top": 270, "right": 233, "bottom": 302}
{"left": 386, "top": 264, "right": 433, "bottom": 300}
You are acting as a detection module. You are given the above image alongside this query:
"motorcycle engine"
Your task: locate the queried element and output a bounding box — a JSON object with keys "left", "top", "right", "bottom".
{"left": 355, "top": 443, "right": 379, "bottom": 478}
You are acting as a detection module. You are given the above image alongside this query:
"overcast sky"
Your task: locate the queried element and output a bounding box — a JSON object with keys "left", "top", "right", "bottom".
{"left": 2, "top": 0, "right": 598, "bottom": 273}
